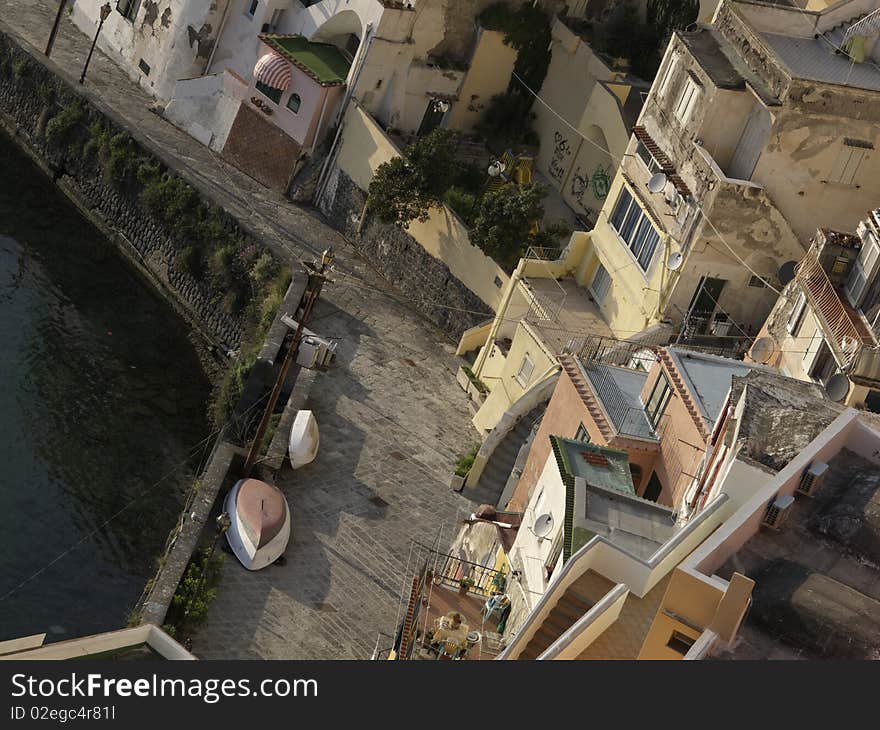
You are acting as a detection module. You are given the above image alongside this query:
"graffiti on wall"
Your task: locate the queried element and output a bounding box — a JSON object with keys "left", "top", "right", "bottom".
{"left": 569, "top": 162, "right": 612, "bottom": 211}
{"left": 548, "top": 131, "right": 572, "bottom": 181}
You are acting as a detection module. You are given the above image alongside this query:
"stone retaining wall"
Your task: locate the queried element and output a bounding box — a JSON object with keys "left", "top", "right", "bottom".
{"left": 0, "top": 30, "right": 286, "bottom": 353}
{"left": 319, "top": 167, "right": 492, "bottom": 339}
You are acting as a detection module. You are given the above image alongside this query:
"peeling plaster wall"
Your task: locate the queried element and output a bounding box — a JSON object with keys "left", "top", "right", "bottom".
{"left": 72, "top": 0, "right": 228, "bottom": 101}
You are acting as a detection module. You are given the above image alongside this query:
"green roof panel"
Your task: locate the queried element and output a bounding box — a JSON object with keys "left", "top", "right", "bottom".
{"left": 261, "top": 35, "right": 352, "bottom": 86}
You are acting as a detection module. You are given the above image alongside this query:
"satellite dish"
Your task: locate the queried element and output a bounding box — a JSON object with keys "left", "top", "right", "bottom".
{"left": 750, "top": 336, "right": 777, "bottom": 364}
{"left": 533, "top": 513, "right": 555, "bottom": 539}
{"left": 647, "top": 172, "right": 668, "bottom": 194}
{"left": 778, "top": 261, "right": 797, "bottom": 285}
{"left": 825, "top": 373, "right": 850, "bottom": 403}
{"left": 666, "top": 251, "right": 684, "bottom": 271}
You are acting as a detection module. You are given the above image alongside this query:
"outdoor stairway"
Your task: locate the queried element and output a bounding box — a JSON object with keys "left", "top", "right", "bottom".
{"left": 462, "top": 405, "right": 545, "bottom": 506}
{"left": 518, "top": 570, "right": 617, "bottom": 660}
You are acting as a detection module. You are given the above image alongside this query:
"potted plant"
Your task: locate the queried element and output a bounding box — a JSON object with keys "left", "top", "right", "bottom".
{"left": 450, "top": 445, "right": 479, "bottom": 491}
{"left": 458, "top": 576, "right": 475, "bottom": 596}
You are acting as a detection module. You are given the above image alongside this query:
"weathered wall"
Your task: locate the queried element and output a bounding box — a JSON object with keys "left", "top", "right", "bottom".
{"left": 319, "top": 166, "right": 491, "bottom": 339}
{"left": 0, "top": 30, "right": 287, "bottom": 353}
{"left": 319, "top": 102, "right": 508, "bottom": 337}
{"left": 446, "top": 28, "right": 517, "bottom": 132}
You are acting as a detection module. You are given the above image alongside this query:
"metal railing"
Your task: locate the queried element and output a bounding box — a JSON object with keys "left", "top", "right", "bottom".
{"left": 795, "top": 249, "right": 874, "bottom": 367}
{"left": 843, "top": 7, "right": 880, "bottom": 47}
{"left": 417, "top": 543, "right": 508, "bottom": 598}
{"left": 583, "top": 363, "right": 655, "bottom": 439}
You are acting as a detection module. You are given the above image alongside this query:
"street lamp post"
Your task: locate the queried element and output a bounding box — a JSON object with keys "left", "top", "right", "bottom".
{"left": 45, "top": 0, "right": 70, "bottom": 58}
{"left": 79, "top": 3, "right": 112, "bottom": 85}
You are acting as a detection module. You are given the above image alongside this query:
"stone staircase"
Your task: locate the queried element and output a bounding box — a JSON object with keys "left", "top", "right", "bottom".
{"left": 517, "top": 570, "right": 616, "bottom": 660}
{"left": 462, "top": 405, "right": 544, "bottom": 506}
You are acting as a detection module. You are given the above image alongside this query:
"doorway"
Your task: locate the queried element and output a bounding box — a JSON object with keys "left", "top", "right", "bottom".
{"left": 685, "top": 276, "right": 726, "bottom": 335}
{"left": 417, "top": 98, "right": 448, "bottom": 137}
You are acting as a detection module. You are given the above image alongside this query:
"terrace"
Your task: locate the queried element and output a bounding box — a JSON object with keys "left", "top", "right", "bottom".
{"left": 715, "top": 448, "right": 880, "bottom": 659}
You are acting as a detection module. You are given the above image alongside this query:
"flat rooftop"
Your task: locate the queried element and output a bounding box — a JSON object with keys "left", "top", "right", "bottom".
{"left": 760, "top": 32, "right": 880, "bottom": 92}
{"left": 715, "top": 448, "right": 880, "bottom": 659}
{"left": 523, "top": 276, "right": 612, "bottom": 354}
{"left": 582, "top": 362, "right": 655, "bottom": 440}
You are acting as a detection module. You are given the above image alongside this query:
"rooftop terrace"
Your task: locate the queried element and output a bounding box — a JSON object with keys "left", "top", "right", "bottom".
{"left": 522, "top": 276, "right": 612, "bottom": 354}
{"left": 716, "top": 448, "right": 880, "bottom": 659}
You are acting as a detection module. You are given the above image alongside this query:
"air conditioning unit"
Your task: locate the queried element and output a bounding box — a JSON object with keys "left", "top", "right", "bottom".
{"left": 762, "top": 494, "right": 795, "bottom": 529}
{"left": 796, "top": 461, "right": 828, "bottom": 497}
{"left": 296, "top": 334, "right": 337, "bottom": 371}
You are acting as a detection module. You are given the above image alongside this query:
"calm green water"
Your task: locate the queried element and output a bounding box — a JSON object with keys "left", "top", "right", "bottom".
{"left": 0, "top": 131, "right": 211, "bottom": 642}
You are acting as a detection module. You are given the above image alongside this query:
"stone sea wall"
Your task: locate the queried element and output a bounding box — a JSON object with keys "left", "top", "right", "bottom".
{"left": 0, "top": 29, "right": 286, "bottom": 355}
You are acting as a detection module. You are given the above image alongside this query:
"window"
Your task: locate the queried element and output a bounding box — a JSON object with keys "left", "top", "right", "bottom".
{"left": 645, "top": 372, "right": 672, "bottom": 430}
{"left": 657, "top": 56, "right": 678, "bottom": 98}
{"left": 846, "top": 230, "right": 880, "bottom": 306}
{"left": 748, "top": 275, "right": 766, "bottom": 288}
{"left": 667, "top": 630, "right": 696, "bottom": 655}
{"left": 674, "top": 75, "right": 700, "bottom": 125}
{"left": 574, "top": 423, "right": 591, "bottom": 443}
{"left": 609, "top": 187, "right": 661, "bottom": 272}
{"left": 286, "top": 93, "right": 301, "bottom": 114}
{"left": 590, "top": 262, "right": 612, "bottom": 304}
{"left": 246, "top": 0, "right": 260, "bottom": 17}
{"left": 515, "top": 354, "right": 534, "bottom": 387}
{"left": 786, "top": 291, "right": 807, "bottom": 334}
{"left": 635, "top": 140, "right": 663, "bottom": 175}
{"left": 255, "top": 80, "right": 282, "bottom": 104}
{"left": 828, "top": 139, "right": 872, "bottom": 186}
{"left": 117, "top": 0, "right": 143, "bottom": 21}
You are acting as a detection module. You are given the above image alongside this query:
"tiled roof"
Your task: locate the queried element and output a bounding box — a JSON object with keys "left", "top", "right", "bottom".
{"left": 632, "top": 126, "right": 692, "bottom": 198}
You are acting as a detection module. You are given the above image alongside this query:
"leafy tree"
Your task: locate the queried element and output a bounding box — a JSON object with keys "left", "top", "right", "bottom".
{"left": 470, "top": 184, "right": 547, "bottom": 270}
{"left": 368, "top": 128, "right": 460, "bottom": 226}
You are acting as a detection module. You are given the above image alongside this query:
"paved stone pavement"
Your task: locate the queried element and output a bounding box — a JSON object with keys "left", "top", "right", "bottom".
{"left": 1, "top": 3, "right": 479, "bottom": 659}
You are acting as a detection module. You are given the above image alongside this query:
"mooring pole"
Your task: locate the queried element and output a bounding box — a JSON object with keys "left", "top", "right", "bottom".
{"left": 79, "top": 3, "right": 112, "bottom": 85}
{"left": 241, "top": 249, "right": 333, "bottom": 477}
{"left": 45, "top": 0, "right": 70, "bottom": 58}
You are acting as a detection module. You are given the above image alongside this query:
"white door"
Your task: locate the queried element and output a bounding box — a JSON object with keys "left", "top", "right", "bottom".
{"left": 728, "top": 104, "right": 771, "bottom": 181}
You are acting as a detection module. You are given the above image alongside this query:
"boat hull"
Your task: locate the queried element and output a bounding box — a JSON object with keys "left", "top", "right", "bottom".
{"left": 224, "top": 479, "right": 291, "bottom": 571}
{"left": 289, "top": 410, "right": 319, "bottom": 468}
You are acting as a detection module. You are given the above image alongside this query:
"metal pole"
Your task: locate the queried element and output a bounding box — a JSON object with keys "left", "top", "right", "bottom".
{"left": 45, "top": 0, "right": 70, "bottom": 58}
{"left": 242, "top": 249, "right": 333, "bottom": 477}
{"left": 79, "top": 4, "right": 111, "bottom": 85}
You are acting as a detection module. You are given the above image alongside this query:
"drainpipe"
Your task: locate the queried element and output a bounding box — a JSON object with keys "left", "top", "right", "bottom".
{"left": 473, "top": 260, "right": 526, "bottom": 378}
{"left": 314, "top": 24, "right": 375, "bottom": 206}
{"left": 204, "top": 0, "right": 234, "bottom": 76}
{"left": 309, "top": 89, "right": 332, "bottom": 156}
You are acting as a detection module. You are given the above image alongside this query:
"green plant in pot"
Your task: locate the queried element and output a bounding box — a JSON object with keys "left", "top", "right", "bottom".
{"left": 458, "top": 576, "right": 475, "bottom": 595}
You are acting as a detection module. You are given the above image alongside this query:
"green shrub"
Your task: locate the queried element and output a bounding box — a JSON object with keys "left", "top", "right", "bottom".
{"left": 167, "top": 548, "right": 225, "bottom": 633}
{"left": 44, "top": 100, "right": 86, "bottom": 148}
{"left": 444, "top": 185, "right": 478, "bottom": 226}
{"left": 462, "top": 366, "right": 489, "bottom": 395}
{"left": 455, "top": 445, "right": 480, "bottom": 477}
{"left": 176, "top": 244, "right": 203, "bottom": 278}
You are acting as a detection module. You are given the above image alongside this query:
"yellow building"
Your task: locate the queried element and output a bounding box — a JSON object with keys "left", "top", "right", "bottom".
{"left": 576, "top": 0, "right": 880, "bottom": 340}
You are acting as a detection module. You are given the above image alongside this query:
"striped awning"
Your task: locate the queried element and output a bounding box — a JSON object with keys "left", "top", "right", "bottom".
{"left": 254, "top": 52, "right": 291, "bottom": 91}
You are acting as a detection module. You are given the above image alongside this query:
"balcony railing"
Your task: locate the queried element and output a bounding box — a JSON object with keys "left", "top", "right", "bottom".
{"left": 795, "top": 249, "right": 875, "bottom": 368}
{"left": 583, "top": 362, "right": 656, "bottom": 440}
{"left": 566, "top": 333, "right": 752, "bottom": 371}
{"left": 416, "top": 542, "right": 508, "bottom": 598}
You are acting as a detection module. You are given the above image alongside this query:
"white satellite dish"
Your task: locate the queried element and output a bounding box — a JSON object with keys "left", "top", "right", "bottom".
{"left": 825, "top": 373, "right": 850, "bottom": 403}
{"left": 750, "top": 336, "right": 777, "bottom": 364}
{"left": 666, "top": 251, "right": 684, "bottom": 271}
{"left": 533, "top": 513, "right": 555, "bottom": 539}
{"left": 647, "top": 172, "right": 668, "bottom": 194}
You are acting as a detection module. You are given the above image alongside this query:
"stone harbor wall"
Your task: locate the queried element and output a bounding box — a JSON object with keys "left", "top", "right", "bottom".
{"left": 0, "top": 29, "right": 287, "bottom": 355}
{"left": 319, "top": 167, "right": 492, "bottom": 340}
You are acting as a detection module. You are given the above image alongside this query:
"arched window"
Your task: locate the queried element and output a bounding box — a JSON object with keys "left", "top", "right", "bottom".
{"left": 286, "top": 93, "right": 301, "bottom": 114}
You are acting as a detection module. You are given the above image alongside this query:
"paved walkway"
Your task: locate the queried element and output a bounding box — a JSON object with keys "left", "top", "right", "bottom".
{"left": 0, "top": 2, "right": 478, "bottom": 659}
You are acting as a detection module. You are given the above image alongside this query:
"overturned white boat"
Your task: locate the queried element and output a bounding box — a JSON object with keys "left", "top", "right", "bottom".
{"left": 288, "top": 410, "right": 319, "bottom": 469}
{"left": 224, "top": 478, "right": 291, "bottom": 571}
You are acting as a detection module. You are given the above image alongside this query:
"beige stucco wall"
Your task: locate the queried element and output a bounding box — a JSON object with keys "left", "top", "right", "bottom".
{"left": 472, "top": 321, "right": 558, "bottom": 432}
{"left": 334, "top": 104, "right": 509, "bottom": 310}
{"left": 447, "top": 29, "right": 518, "bottom": 132}
{"left": 532, "top": 18, "right": 631, "bottom": 223}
